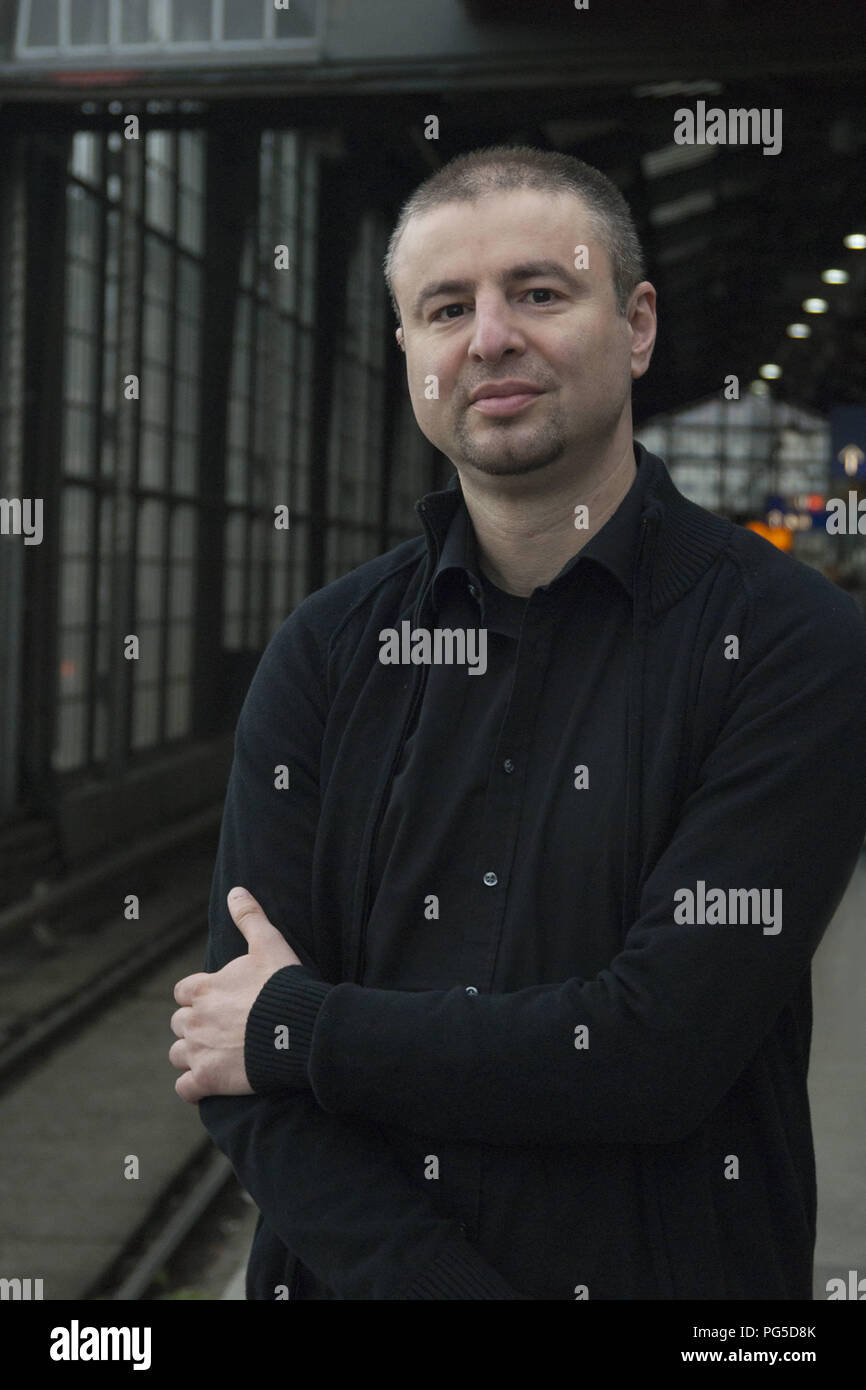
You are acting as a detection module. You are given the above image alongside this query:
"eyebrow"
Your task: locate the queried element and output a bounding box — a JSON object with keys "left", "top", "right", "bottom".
{"left": 412, "top": 260, "right": 583, "bottom": 320}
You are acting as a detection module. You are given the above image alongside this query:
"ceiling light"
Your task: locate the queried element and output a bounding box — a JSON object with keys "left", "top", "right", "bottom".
{"left": 759, "top": 363, "right": 782, "bottom": 379}
{"left": 821, "top": 269, "right": 848, "bottom": 284}
{"left": 843, "top": 233, "right": 866, "bottom": 249}
{"left": 786, "top": 323, "right": 811, "bottom": 338}
{"left": 802, "top": 298, "right": 828, "bottom": 313}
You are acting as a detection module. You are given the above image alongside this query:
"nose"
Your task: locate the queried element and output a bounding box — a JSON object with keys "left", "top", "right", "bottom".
{"left": 467, "top": 291, "right": 526, "bottom": 362}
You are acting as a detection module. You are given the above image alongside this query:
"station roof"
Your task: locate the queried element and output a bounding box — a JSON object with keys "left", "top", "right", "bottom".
{"left": 0, "top": 0, "right": 863, "bottom": 417}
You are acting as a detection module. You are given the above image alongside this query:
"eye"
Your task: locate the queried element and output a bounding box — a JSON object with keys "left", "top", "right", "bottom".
{"left": 430, "top": 288, "right": 560, "bottom": 320}
{"left": 431, "top": 303, "right": 466, "bottom": 321}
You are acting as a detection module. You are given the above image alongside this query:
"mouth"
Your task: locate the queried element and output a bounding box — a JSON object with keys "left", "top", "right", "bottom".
{"left": 469, "top": 386, "right": 545, "bottom": 417}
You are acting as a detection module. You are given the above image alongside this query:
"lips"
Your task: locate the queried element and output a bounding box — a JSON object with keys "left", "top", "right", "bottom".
{"left": 469, "top": 382, "right": 545, "bottom": 417}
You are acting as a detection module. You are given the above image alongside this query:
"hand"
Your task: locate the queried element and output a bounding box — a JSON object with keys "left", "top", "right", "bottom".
{"left": 170, "top": 887, "right": 302, "bottom": 1103}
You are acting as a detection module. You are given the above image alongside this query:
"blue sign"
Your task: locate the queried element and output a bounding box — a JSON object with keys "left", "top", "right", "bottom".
{"left": 830, "top": 406, "right": 866, "bottom": 479}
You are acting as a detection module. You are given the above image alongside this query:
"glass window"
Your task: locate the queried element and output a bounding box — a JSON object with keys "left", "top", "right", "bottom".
{"left": 139, "top": 425, "right": 167, "bottom": 490}
{"left": 171, "top": 0, "right": 212, "bottom": 43}
{"left": 131, "top": 677, "right": 159, "bottom": 750}
{"left": 637, "top": 396, "right": 830, "bottom": 519}
{"left": 178, "top": 133, "right": 205, "bottom": 254}
{"left": 26, "top": 0, "right": 60, "bottom": 47}
{"left": 144, "top": 235, "right": 174, "bottom": 300}
{"left": 275, "top": 0, "right": 317, "bottom": 39}
{"left": 224, "top": 0, "right": 263, "bottom": 41}
{"left": 165, "top": 680, "right": 191, "bottom": 739}
{"left": 167, "top": 622, "right": 193, "bottom": 679}
{"left": 120, "top": 0, "right": 156, "bottom": 44}
{"left": 18, "top": 0, "right": 319, "bottom": 53}
{"left": 55, "top": 702, "right": 87, "bottom": 773}
{"left": 70, "top": 0, "right": 109, "bottom": 45}
{"left": 54, "top": 121, "right": 219, "bottom": 775}
{"left": 70, "top": 132, "right": 101, "bottom": 186}
{"left": 63, "top": 406, "right": 94, "bottom": 480}
{"left": 145, "top": 133, "right": 175, "bottom": 236}
{"left": 140, "top": 362, "right": 169, "bottom": 427}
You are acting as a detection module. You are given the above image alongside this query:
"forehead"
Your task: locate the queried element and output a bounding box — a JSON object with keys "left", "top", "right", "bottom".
{"left": 391, "top": 187, "right": 606, "bottom": 292}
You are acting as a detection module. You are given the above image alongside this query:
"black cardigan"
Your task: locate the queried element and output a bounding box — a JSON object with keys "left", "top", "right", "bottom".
{"left": 200, "top": 444, "right": 866, "bottom": 1299}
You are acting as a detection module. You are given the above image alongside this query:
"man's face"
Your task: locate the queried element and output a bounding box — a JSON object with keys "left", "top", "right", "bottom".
{"left": 391, "top": 188, "right": 656, "bottom": 480}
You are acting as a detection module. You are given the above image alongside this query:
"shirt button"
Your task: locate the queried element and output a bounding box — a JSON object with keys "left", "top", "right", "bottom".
{"left": 483, "top": 871, "right": 498, "bottom": 886}
{"left": 503, "top": 758, "right": 515, "bottom": 773}
{"left": 465, "top": 986, "right": 478, "bottom": 995}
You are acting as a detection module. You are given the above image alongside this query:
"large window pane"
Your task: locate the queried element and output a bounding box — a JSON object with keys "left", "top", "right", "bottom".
{"left": 275, "top": 0, "right": 317, "bottom": 38}
{"left": 171, "top": 0, "right": 212, "bottom": 42}
{"left": 121, "top": 0, "right": 156, "bottom": 44}
{"left": 26, "top": 0, "right": 59, "bottom": 47}
{"left": 70, "top": 0, "right": 109, "bottom": 46}
{"left": 55, "top": 701, "right": 87, "bottom": 772}
{"left": 224, "top": 0, "right": 263, "bottom": 41}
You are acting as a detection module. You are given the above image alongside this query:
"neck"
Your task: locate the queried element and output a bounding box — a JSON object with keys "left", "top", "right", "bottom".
{"left": 457, "top": 436, "right": 637, "bottom": 597}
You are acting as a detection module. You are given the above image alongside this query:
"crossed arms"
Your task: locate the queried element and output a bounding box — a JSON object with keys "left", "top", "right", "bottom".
{"left": 169, "top": 586, "right": 866, "bottom": 1295}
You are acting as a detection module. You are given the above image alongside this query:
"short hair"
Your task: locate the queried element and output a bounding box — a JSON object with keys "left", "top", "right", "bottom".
{"left": 384, "top": 144, "right": 646, "bottom": 323}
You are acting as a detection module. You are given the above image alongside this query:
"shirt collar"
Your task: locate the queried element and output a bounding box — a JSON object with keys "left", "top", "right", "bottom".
{"left": 429, "top": 442, "right": 650, "bottom": 616}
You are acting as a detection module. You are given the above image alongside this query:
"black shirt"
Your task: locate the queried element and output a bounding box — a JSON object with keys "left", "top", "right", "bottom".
{"left": 367, "top": 450, "right": 649, "bottom": 994}
{"left": 349, "top": 455, "right": 656, "bottom": 1295}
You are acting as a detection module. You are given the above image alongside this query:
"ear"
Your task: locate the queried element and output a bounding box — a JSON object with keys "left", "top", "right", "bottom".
{"left": 628, "top": 282, "right": 657, "bottom": 380}
{"left": 395, "top": 325, "right": 405, "bottom": 354}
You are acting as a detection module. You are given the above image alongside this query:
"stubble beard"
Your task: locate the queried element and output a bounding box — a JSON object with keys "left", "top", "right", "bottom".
{"left": 451, "top": 398, "right": 570, "bottom": 478}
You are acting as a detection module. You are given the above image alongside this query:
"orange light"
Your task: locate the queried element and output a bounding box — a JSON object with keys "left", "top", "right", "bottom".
{"left": 745, "top": 521, "right": 794, "bottom": 551}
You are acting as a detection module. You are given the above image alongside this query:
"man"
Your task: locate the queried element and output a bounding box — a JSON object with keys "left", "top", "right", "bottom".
{"left": 169, "top": 146, "right": 866, "bottom": 1300}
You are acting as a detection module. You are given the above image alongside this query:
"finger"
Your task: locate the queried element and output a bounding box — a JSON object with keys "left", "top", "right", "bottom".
{"left": 174, "top": 973, "right": 209, "bottom": 1006}
{"left": 169, "top": 1006, "right": 192, "bottom": 1039}
{"left": 168, "top": 1038, "right": 189, "bottom": 1071}
{"left": 175, "top": 1070, "right": 204, "bottom": 1105}
{"left": 227, "top": 886, "right": 281, "bottom": 948}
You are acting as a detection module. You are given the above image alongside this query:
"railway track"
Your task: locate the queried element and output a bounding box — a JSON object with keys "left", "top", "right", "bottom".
{"left": 0, "top": 813, "right": 254, "bottom": 1302}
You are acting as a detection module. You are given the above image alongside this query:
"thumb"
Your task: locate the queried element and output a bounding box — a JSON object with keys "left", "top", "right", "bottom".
{"left": 227, "top": 887, "right": 280, "bottom": 949}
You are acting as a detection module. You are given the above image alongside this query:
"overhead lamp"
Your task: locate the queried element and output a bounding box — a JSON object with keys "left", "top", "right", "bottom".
{"left": 749, "top": 379, "right": 770, "bottom": 396}
{"left": 821, "top": 269, "right": 848, "bottom": 284}
{"left": 843, "top": 233, "right": 866, "bottom": 250}
{"left": 759, "top": 363, "right": 782, "bottom": 379}
{"left": 786, "top": 323, "right": 811, "bottom": 338}
{"left": 802, "top": 298, "right": 828, "bottom": 313}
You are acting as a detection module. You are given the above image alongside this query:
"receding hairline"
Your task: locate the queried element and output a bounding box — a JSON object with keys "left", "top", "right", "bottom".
{"left": 386, "top": 185, "right": 609, "bottom": 313}
{"left": 384, "top": 146, "right": 646, "bottom": 322}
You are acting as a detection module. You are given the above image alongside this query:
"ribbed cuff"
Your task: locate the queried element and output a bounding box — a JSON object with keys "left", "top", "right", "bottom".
{"left": 244, "top": 965, "right": 332, "bottom": 1093}
{"left": 402, "top": 1234, "right": 524, "bottom": 1300}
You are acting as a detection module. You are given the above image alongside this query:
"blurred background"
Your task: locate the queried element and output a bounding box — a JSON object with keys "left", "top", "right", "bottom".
{"left": 0, "top": 0, "right": 864, "bottom": 1302}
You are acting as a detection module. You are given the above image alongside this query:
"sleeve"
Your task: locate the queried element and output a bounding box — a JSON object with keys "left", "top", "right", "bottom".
{"left": 293, "top": 586, "right": 866, "bottom": 1148}
{"left": 244, "top": 964, "right": 331, "bottom": 1093}
{"left": 197, "top": 608, "right": 522, "bottom": 1299}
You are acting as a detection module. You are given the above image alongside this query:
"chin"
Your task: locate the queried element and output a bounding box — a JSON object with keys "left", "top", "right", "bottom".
{"left": 464, "top": 451, "right": 566, "bottom": 478}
